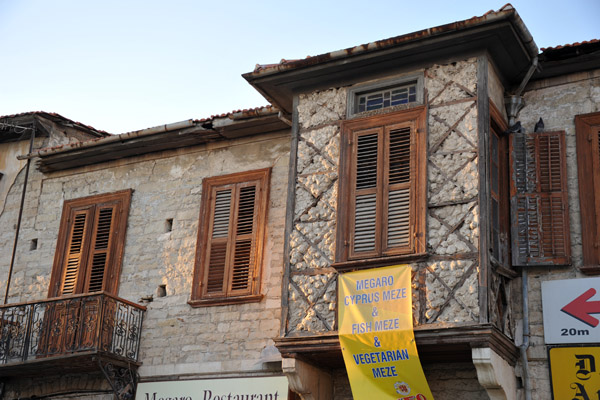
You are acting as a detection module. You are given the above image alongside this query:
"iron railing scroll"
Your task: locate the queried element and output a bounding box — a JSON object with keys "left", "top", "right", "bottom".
{"left": 0, "top": 292, "right": 145, "bottom": 365}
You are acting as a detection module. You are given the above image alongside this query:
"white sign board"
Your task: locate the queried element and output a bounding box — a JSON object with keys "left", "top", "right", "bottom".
{"left": 542, "top": 277, "right": 600, "bottom": 344}
{"left": 136, "top": 376, "right": 288, "bottom": 400}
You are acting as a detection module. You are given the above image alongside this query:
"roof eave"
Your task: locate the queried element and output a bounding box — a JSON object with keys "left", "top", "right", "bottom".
{"left": 243, "top": 8, "right": 538, "bottom": 115}
{"left": 22, "top": 108, "right": 290, "bottom": 173}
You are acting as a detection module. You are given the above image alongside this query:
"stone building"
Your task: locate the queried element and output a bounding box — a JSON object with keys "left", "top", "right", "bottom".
{"left": 0, "top": 108, "right": 291, "bottom": 399}
{"left": 242, "top": 4, "right": 599, "bottom": 400}
{"left": 1, "top": 4, "right": 600, "bottom": 400}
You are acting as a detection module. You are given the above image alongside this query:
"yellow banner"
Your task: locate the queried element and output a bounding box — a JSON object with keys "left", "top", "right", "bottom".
{"left": 338, "top": 264, "right": 433, "bottom": 400}
{"left": 549, "top": 346, "right": 600, "bottom": 399}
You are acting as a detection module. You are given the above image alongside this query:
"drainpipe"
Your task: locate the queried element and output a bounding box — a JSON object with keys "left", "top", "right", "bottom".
{"left": 520, "top": 269, "right": 532, "bottom": 400}
{"left": 3, "top": 126, "right": 35, "bottom": 304}
{"left": 503, "top": 56, "right": 538, "bottom": 400}
{"left": 505, "top": 56, "right": 538, "bottom": 126}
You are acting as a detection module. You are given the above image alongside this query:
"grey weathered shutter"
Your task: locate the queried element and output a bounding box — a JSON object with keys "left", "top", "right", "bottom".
{"left": 509, "top": 131, "right": 570, "bottom": 266}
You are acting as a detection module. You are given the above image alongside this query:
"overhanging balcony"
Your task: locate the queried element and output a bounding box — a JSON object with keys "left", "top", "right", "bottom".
{"left": 0, "top": 292, "right": 145, "bottom": 377}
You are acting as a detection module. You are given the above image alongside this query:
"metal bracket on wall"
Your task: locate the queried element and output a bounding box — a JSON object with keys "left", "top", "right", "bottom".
{"left": 96, "top": 358, "right": 138, "bottom": 400}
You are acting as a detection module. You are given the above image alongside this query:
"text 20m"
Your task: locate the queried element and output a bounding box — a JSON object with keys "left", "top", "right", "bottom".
{"left": 561, "top": 328, "right": 591, "bottom": 336}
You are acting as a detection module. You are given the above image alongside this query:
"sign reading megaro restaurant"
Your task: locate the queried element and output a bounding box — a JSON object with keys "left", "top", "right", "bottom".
{"left": 135, "top": 376, "right": 288, "bottom": 400}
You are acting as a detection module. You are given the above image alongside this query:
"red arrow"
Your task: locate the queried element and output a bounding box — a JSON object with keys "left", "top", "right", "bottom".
{"left": 561, "top": 288, "right": 600, "bottom": 328}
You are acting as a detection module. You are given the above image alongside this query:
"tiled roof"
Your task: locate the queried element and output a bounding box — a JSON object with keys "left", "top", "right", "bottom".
{"left": 24, "top": 104, "right": 279, "bottom": 157}
{"left": 251, "top": 4, "right": 521, "bottom": 75}
{"left": 541, "top": 39, "right": 600, "bottom": 52}
{"left": 0, "top": 111, "right": 109, "bottom": 137}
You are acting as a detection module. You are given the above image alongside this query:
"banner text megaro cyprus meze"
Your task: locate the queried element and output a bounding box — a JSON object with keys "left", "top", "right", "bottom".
{"left": 345, "top": 275, "right": 407, "bottom": 334}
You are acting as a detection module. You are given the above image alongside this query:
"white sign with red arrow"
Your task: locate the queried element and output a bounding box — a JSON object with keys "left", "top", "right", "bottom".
{"left": 542, "top": 277, "right": 600, "bottom": 344}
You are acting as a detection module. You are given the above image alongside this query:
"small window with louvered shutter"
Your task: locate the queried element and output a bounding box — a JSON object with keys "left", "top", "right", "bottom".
{"left": 336, "top": 107, "right": 426, "bottom": 268}
{"left": 509, "top": 131, "right": 570, "bottom": 266}
{"left": 49, "top": 190, "right": 132, "bottom": 298}
{"left": 190, "top": 168, "right": 270, "bottom": 306}
{"left": 575, "top": 112, "right": 600, "bottom": 274}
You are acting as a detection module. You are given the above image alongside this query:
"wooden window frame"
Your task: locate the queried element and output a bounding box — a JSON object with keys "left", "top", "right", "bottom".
{"left": 489, "top": 103, "right": 511, "bottom": 270}
{"left": 334, "top": 106, "right": 427, "bottom": 271}
{"left": 347, "top": 74, "right": 424, "bottom": 117}
{"left": 189, "top": 168, "right": 270, "bottom": 307}
{"left": 48, "top": 189, "right": 132, "bottom": 298}
{"left": 576, "top": 112, "right": 600, "bottom": 274}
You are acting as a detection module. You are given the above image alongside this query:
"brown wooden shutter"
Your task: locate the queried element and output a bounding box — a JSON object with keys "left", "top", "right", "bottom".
{"left": 60, "top": 209, "right": 93, "bottom": 295}
{"left": 204, "top": 188, "right": 232, "bottom": 296}
{"left": 575, "top": 112, "right": 600, "bottom": 273}
{"left": 350, "top": 129, "right": 381, "bottom": 258}
{"left": 85, "top": 205, "right": 116, "bottom": 293}
{"left": 49, "top": 190, "right": 132, "bottom": 297}
{"left": 336, "top": 107, "right": 426, "bottom": 266}
{"left": 384, "top": 124, "right": 412, "bottom": 253}
{"left": 230, "top": 184, "right": 257, "bottom": 294}
{"left": 509, "top": 131, "right": 570, "bottom": 266}
{"left": 191, "top": 168, "right": 269, "bottom": 305}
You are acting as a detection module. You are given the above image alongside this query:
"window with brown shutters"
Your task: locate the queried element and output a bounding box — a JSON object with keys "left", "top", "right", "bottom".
{"left": 335, "top": 107, "right": 427, "bottom": 268}
{"left": 48, "top": 190, "right": 132, "bottom": 297}
{"left": 509, "top": 130, "right": 570, "bottom": 266}
{"left": 575, "top": 112, "right": 600, "bottom": 274}
{"left": 190, "top": 168, "right": 270, "bottom": 306}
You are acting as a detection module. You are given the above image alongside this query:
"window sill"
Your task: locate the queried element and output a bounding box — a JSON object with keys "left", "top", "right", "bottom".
{"left": 332, "top": 253, "right": 428, "bottom": 272}
{"left": 579, "top": 265, "right": 600, "bottom": 276}
{"left": 188, "top": 294, "right": 263, "bottom": 307}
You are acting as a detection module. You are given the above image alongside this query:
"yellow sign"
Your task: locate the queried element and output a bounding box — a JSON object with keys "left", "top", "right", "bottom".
{"left": 338, "top": 264, "right": 433, "bottom": 400}
{"left": 549, "top": 346, "right": 600, "bottom": 399}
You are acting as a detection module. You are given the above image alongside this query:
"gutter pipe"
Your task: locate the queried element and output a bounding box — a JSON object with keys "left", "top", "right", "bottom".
{"left": 4, "top": 126, "right": 35, "bottom": 304}
{"left": 503, "top": 53, "right": 539, "bottom": 400}
{"left": 17, "top": 119, "right": 196, "bottom": 160}
{"left": 521, "top": 269, "right": 532, "bottom": 400}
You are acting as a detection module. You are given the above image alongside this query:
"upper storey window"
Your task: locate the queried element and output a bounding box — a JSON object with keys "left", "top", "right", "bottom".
{"left": 335, "top": 107, "right": 427, "bottom": 267}
{"left": 575, "top": 112, "right": 600, "bottom": 274}
{"left": 190, "top": 168, "right": 270, "bottom": 306}
{"left": 348, "top": 74, "right": 423, "bottom": 117}
{"left": 48, "top": 190, "right": 132, "bottom": 297}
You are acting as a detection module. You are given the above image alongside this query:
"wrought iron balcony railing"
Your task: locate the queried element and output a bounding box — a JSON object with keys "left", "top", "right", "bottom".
{"left": 0, "top": 292, "right": 145, "bottom": 367}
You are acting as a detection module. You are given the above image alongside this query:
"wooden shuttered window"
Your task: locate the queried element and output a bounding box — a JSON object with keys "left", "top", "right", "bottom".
{"left": 49, "top": 190, "right": 132, "bottom": 297}
{"left": 509, "top": 131, "right": 570, "bottom": 266}
{"left": 190, "top": 168, "right": 270, "bottom": 306}
{"left": 575, "top": 112, "right": 600, "bottom": 274}
{"left": 336, "top": 107, "right": 426, "bottom": 266}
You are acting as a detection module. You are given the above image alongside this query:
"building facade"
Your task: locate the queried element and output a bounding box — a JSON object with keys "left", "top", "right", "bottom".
{"left": 1, "top": 4, "right": 600, "bottom": 400}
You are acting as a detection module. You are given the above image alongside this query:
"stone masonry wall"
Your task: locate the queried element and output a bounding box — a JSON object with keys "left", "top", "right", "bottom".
{"left": 286, "top": 58, "right": 481, "bottom": 336}
{"left": 514, "top": 69, "right": 600, "bottom": 399}
{"left": 0, "top": 131, "right": 290, "bottom": 396}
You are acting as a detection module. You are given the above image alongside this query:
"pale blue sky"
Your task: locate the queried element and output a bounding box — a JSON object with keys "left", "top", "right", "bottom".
{"left": 1, "top": 0, "right": 598, "bottom": 133}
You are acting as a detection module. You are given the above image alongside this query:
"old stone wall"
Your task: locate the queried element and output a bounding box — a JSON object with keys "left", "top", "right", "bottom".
{"left": 0, "top": 131, "right": 290, "bottom": 395}
{"left": 514, "top": 68, "right": 600, "bottom": 399}
{"left": 0, "top": 133, "right": 73, "bottom": 298}
{"left": 286, "top": 58, "right": 481, "bottom": 336}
